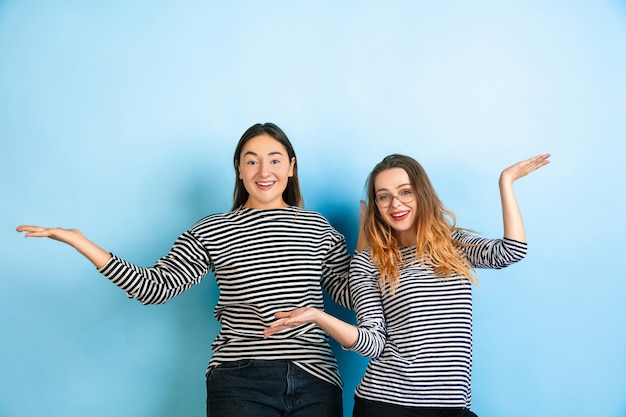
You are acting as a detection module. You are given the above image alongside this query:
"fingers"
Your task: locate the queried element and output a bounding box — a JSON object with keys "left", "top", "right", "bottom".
{"left": 16, "top": 225, "right": 77, "bottom": 240}
{"left": 268, "top": 316, "right": 298, "bottom": 329}
{"left": 527, "top": 153, "right": 550, "bottom": 165}
{"left": 525, "top": 153, "right": 551, "bottom": 169}
{"left": 265, "top": 314, "right": 294, "bottom": 332}
{"left": 519, "top": 154, "right": 551, "bottom": 177}
{"left": 263, "top": 320, "right": 296, "bottom": 339}
{"left": 263, "top": 310, "right": 309, "bottom": 339}
{"left": 501, "top": 154, "right": 551, "bottom": 183}
{"left": 263, "top": 328, "right": 276, "bottom": 338}
{"left": 16, "top": 225, "right": 49, "bottom": 237}
{"left": 16, "top": 225, "right": 37, "bottom": 232}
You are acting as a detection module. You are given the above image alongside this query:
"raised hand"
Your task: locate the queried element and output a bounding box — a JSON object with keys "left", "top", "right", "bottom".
{"left": 16, "top": 225, "right": 111, "bottom": 268}
{"left": 500, "top": 153, "right": 551, "bottom": 186}
{"left": 17, "top": 225, "right": 83, "bottom": 242}
{"left": 498, "top": 153, "right": 551, "bottom": 242}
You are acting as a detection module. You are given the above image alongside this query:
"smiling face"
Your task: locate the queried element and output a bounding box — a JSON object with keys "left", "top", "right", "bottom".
{"left": 374, "top": 167, "right": 418, "bottom": 247}
{"left": 237, "top": 133, "right": 296, "bottom": 209}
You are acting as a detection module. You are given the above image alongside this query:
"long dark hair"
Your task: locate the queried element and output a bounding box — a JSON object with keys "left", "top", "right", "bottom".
{"left": 232, "top": 122, "right": 303, "bottom": 210}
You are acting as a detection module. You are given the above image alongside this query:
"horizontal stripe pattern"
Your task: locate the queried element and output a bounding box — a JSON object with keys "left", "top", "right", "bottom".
{"left": 350, "top": 231, "right": 527, "bottom": 407}
{"left": 99, "top": 206, "right": 351, "bottom": 387}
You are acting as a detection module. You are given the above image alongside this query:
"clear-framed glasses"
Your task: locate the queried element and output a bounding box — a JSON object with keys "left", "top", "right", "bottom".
{"left": 375, "top": 189, "right": 415, "bottom": 208}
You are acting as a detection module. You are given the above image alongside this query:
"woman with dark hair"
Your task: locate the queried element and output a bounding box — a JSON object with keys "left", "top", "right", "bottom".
{"left": 17, "top": 122, "right": 352, "bottom": 417}
{"left": 231, "top": 122, "right": 302, "bottom": 209}
{"left": 265, "top": 153, "right": 550, "bottom": 417}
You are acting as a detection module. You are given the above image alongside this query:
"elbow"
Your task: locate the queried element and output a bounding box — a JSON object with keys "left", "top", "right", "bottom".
{"left": 131, "top": 283, "right": 171, "bottom": 305}
{"left": 138, "top": 295, "right": 168, "bottom": 305}
{"left": 362, "top": 342, "right": 386, "bottom": 359}
{"left": 131, "top": 291, "right": 168, "bottom": 305}
{"left": 365, "top": 347, "right": 384, "bottom": 359}
{"left": 497, "top": 240, "right": 528, "bottom": 266}
{"left": 354, "top": 329, "right": 387, "bottom": 358}
{"left": 368, "top": 338, "right": 387, "bottom": 359}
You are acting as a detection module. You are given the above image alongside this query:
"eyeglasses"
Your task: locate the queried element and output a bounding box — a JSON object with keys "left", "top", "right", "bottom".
{"left": 375, "top": 190, "right": 415, "bottom": 208}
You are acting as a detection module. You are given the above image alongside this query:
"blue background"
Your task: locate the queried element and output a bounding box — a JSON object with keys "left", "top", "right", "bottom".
{"left": 1, "top": 2, "right": 625, "bottom": 416}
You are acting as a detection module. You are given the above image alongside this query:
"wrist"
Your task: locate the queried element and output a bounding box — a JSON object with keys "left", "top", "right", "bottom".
{"left": 313, "top": 308, "right": 330, "bottom": 327}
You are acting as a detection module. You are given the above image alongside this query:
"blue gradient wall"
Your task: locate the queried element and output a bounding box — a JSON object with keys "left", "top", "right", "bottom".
{"left": 1, "top": 2, "right": 625, "bottom": 416}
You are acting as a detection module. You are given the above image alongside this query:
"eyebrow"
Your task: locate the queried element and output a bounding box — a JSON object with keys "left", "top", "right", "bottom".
{"left": 243, "top": 151, "right": 285, "bottom": 157}
{"left": 376, "top": 183, "right": 412, "bottom": 192}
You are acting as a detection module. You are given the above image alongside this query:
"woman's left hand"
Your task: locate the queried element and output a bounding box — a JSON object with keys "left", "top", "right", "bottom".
{"left": 500, "top": 153, "right": 551, "bottom": 185}
{"left": 263, "top": 307, "right": 320, "bottom": 339}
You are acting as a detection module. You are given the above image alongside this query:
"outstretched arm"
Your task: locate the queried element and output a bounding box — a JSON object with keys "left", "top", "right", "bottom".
{"left": 264, "top": 307, "right": 359, "bottom": 349}
{"left": 16, "top": 225, "right": 111, "bottom": 269}
{"left": 499, "top": 154, "right": 551, "bottom": 242}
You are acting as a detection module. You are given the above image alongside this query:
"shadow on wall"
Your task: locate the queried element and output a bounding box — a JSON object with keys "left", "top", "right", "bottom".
{"left": 319, "top": 200, "right": 369, "bottom": 414}
{"left": 152, "top": 281, "right": 218, "bottom": 417}
{"left": 151, "top": 169, "right": 227, "bottom": 417}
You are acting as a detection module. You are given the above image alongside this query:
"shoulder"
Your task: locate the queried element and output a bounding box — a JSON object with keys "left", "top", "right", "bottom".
{"left": 287, "top": 207, "right": 334, "bottom": 228}
{"left": 351, "top": 248, "right": 374, "bottom": 268}
{"left": 296, "top": 208, "right": 347, "bottom": 239}
{"left": 193, "top": 211, "right": 232, "bottom": 225}
{"left": 452, "top": 228, "right": 483, "bottom": 243}
{"left": 188, "top": 209, "right": 243, "bottom": 234}
{"left": 350, "top": 249, "right": 379, "bottom": 282}
{"left": 294, "top": 207, "right": 330, "bottom": 222}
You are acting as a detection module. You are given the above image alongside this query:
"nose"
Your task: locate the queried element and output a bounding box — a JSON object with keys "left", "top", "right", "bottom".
{"left": 390, "top": 196, "right": 404, "bottom": 207}
{"left": 259, "top": 161, "right": 271, "bottom": 177}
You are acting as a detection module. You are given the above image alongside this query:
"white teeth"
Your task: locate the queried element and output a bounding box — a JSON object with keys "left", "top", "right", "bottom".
{"left": 391, "top": 211, "right": 409, "bottom": 218}
{"left": 258, "top": 182, "right": 274, "bottom": 186}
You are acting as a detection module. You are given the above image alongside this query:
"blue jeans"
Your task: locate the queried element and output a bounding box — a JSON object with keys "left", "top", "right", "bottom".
{"left": 206, "top": 359, "right": 343, "bottom": 417}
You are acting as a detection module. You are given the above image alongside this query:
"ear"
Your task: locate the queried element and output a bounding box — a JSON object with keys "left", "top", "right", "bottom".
{"left": 288, "top": 157, "right": 296, "bottom": 177}
{"left": 235, "top": 160, "right": 242, "bottom": 179}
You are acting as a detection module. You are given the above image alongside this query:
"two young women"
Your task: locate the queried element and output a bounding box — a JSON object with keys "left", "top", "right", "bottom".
{"left": 17, "top": 121, "right": 550, "bottom": 417}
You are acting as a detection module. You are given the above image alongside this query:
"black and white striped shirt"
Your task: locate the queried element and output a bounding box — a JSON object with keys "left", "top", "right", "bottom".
{"left": 99, "top": 206, "right": 352, "bottom": 387}
{"left": 349, "top": 231, "right": 527, "bottom": 407}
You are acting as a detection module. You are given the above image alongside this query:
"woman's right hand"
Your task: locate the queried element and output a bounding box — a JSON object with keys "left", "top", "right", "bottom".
{"left": 16, "top": 225, "right": 112, "bottom": 268}
{"left": 17, "top": 225, "right": 84, "bottom": 242}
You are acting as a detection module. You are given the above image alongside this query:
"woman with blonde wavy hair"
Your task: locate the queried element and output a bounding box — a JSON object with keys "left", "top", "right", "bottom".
{"left": 265, "top": 152, "right": 550, "bottom": 417}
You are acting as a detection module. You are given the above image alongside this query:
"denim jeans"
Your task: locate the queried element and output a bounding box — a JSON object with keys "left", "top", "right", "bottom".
{"left": 206, "top": 359, "right": 343, "bottom": 417}
{"left": 353, "top": 396, "right": 478, "bottom": 417}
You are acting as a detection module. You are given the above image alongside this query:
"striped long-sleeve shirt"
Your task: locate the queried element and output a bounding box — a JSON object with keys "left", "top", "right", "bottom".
{"left": 349, "top": 230, "right": 527, "bottom": 407}
{"left": 99, "top": 206, "right": 352, "bottom": 387}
